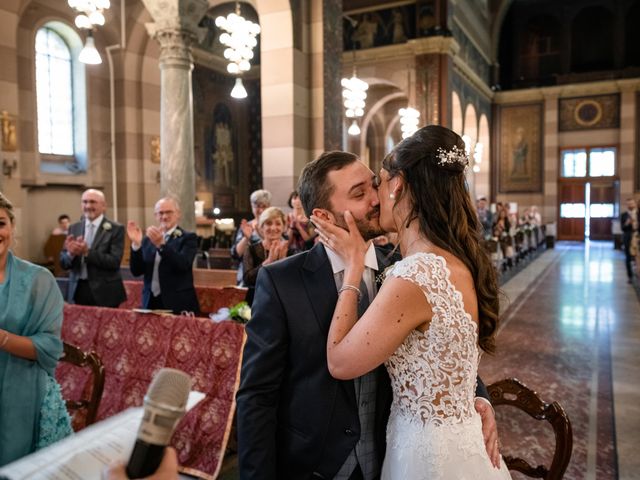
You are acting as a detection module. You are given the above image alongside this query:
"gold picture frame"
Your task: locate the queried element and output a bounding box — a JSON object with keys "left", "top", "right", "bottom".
{"left": 498, "top": 103, "right": 543, "bottom": 193}
{"left": 1, "top": 111, "right": 17, "bottom": 152}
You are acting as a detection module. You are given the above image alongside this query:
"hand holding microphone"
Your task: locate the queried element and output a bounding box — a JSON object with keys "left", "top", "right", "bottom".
{"left": 103, "top": 447, "right": 178, "bottom": 480}
{"left": 123, "top": 368, "right": 192, "bottom": 479}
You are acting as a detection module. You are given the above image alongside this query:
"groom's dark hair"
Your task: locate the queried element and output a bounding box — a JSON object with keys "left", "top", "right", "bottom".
{"left": 297, "top": 151, "right": 359, "bottom": 217}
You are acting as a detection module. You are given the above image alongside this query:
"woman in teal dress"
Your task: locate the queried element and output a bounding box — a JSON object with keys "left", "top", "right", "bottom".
{"left": 0, "top": 192, "right": 72, "bottom": 466}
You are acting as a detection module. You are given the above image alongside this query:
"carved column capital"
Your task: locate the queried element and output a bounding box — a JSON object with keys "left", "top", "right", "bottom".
{"left": 152, "top": 28, "right": 198, "bottom": 67}
{"left": 142, "top": 0, "right": 208, "bottom": 66}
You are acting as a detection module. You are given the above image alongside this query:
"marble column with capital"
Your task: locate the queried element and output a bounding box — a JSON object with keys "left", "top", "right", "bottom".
{"left": 142, "top": 0, "right": 208, "bottom": 231}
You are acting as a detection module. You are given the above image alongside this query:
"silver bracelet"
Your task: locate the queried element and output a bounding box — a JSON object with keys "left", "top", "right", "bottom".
{"left": 338, "top": 283, "right": 361, "bottom": 301}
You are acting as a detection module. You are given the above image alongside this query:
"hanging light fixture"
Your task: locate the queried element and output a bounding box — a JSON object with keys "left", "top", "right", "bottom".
{"left": 398, "top": 68, "right": 419, "bottom": 138}
{"left": 399, "top": 107, "right": 420, "bottom": 138}
{"left": 79, "top": 31, "right": 102, "bottom": 64}
{"left": 341, "top": 68, "right": 368, "bottom": 136}
{"left": 68, "top": 0, "right": 110, "bottom": 64}
{"left": 472, "top": 141, "right": 483, "bottom": 173}
{"left": 230, "top": 77, "right": 248, "bottom": 99}
{"left": 216, "top": 2, "right": 260, "bottom": 99}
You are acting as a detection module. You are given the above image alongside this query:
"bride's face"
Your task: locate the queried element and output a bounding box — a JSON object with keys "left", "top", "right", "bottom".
{"left": 378, "top": 168, "right": 399, "bottom": 233}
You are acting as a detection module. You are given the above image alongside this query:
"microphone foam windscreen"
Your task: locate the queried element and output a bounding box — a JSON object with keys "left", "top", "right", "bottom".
{"left": 146, "top": 368, "right": 192, "bottom": 410}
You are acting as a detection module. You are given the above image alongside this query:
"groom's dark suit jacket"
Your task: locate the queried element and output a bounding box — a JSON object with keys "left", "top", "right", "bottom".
{"left": 236, "top": 243, "right": 396, "bottom": 479}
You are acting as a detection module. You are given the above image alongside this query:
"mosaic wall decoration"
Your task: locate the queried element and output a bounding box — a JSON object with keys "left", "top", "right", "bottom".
{"left": 343, "top": 4, "right": 416, "bottom": 50}
{"left": 558, "top": 94, "right": 620, "bottom": 131}
{"left": 498, "top": 103, "right": 543, "bottom": 193}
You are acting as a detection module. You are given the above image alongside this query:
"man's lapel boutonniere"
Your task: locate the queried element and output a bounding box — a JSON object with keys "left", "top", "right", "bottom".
{"left": 171, "top": 228, "right": 183, "bottom": 239}
{"left": 102, "top": 222, "right": 112, "bottom": 231}
{"left": 375, "top": 265, "right": 394, "bottom": 290}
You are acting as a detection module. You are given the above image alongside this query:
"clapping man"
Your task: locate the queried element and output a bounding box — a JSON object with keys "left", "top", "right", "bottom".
{"left": 127, "top": 197, "right": 199, "bottom": 314}
{"left": 60, "top": 189, "right": 126, "bottom": 307}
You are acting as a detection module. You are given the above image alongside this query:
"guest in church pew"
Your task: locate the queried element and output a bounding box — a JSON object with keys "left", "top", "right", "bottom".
{"left": 230, "top": 189, "right": 271, "bottom": 286}
{"left": 127, "top": 196, "right": 199, "bottom": 314}
{"left": 0, "top": 192, "right": 72, "bottom": 466}
{"left": 51, "top": 214, "right": 70, "bottom": 235}
{"left": 286, "top": 190, "right": 315, "bottom": 253}
{"left": 60, "top": 189, "right": 127, "bottom": 308}
{"left": 243, "top": 207, "right": 294, "bottom": 305}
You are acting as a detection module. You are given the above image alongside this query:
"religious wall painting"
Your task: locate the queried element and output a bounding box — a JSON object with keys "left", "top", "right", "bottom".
{"left": 498, "top": 103, "right": 543, "bottom": 193}
{"left": 558, "top": 94, "right": 620, "bottom": 131}
{"left": 205, "top": 103, "right": 236, "bottom": 190}
{"left": 1, "top": 111, "right": 17, "bottom": 152}
{"left": 343, "top": 4, "right": 416, "bottom": 50}
{"left": 149, "top": 135, "right": 160, "bottom": 164}
{"left": 417, "top": 0, "right": 437, "bottom": 36}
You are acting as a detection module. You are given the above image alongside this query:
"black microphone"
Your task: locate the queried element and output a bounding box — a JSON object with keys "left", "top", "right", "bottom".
{"left": 126, "top": 368, "right": 192, "bottom": 479}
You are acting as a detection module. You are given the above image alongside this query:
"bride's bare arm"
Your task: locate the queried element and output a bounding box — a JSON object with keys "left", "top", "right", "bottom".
{"left": 312, "top": 212, "right": 430, "bottom": 379}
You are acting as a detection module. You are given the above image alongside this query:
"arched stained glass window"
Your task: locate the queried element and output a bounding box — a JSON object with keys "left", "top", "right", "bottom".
{"left": 35, "top": 27, "right": 74, "bottom": 155}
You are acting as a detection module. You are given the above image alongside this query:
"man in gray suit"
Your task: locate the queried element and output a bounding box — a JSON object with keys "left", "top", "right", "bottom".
{"left": 60, "top": 189, "right": 126, "bottom": 307}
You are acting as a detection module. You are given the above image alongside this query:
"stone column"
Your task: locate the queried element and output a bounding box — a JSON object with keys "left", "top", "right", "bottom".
{"left": 142, "top": 0, "right": 208, "bottom": 231}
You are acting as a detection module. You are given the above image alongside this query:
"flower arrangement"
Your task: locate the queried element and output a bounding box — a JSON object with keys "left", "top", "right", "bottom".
{"left": 229, "top": 301, "right": 251, "bottom": 323}
{"left": 102, "top": 222, "right": 112, "bottom": 231}
{"left": 209, "top": 301, "right": 252, "bottom": 324}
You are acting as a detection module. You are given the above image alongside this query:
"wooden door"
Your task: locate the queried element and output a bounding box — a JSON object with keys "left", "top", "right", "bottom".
{"left": 589, "top": 181, "right": 617, "bottom": 240}
{"left": 558, "top": 182, "right": 585, "bottom": 240}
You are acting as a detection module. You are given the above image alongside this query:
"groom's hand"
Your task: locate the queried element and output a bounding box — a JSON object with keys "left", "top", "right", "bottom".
{"left": 475, "top": 398, "right": 501, "bottom": 469}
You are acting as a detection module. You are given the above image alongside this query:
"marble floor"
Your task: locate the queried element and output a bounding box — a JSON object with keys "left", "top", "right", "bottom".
{"left": 480, "top": 241, "right": 640, "bottom": 480}
{"left": 219, "top": 241, "right": 639, "bottom": 480}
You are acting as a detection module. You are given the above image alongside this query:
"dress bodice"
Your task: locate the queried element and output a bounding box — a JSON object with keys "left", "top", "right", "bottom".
{"left": 384, "top": 252, "right": 480, "bottom": 427}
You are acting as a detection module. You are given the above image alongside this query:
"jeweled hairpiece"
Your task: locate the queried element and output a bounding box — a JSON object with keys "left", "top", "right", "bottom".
{"left": 436, "top": 145, "right": 469, "bottom": 169}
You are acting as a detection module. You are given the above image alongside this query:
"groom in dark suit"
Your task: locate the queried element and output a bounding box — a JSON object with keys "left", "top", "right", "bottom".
{"left": 60, "top": 189, "right": 126, "bottom": 307}
{"left": 127, "top": 196, "right": 199, "bottom": 314}
{"left": 236, "top": 152, "right": 499, "bottom": 479}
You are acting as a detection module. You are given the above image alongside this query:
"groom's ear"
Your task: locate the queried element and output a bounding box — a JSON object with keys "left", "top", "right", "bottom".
{"left": 311, "top": 208, "right": 336, "bottom": 225}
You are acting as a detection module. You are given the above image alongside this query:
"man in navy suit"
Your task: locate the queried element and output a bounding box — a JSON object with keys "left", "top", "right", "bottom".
{"left": 236, "top": 152, "right": 499, "bottom": 479}
{"left": 127, "top": 197, "right": 199, "bottom": 314}
{"left": 60, "top": 189, "right": 126, "bottom": 307}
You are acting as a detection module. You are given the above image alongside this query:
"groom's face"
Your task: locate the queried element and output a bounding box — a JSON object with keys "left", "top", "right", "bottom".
{"left": 322, "top": 161, "right": 384, "bottom": 240}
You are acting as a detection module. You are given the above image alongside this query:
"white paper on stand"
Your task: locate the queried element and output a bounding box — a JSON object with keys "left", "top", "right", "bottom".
{"left": 0, "top": 391, "right": 205, "bottom": 480}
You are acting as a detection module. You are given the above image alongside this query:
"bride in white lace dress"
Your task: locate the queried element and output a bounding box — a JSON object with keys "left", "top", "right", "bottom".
{"left": 312, "top": 125, "right": 512, "bottom": 479}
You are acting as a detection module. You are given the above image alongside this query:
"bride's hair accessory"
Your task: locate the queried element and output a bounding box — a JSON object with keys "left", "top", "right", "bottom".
{"left": 436, "top": 145, "right": 469, "bottom": 170}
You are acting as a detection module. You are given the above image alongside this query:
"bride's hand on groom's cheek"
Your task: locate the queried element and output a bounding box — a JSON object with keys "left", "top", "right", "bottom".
{"left": 475, "top": 398, "right": 502, "bottom": 469}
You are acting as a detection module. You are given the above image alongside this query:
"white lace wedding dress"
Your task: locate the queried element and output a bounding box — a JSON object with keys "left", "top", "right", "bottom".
{"left": 381, "top": 253, "right": 512, "bottom": 480}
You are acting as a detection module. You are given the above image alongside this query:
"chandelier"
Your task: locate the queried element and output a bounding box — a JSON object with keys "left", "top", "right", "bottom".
{"left": 341, "top": 71, "right": 368, "bottom": 136}
{"left": 399, "top": 107, "right": 420, "bottom": 139}
{"left": 216, "top": 2, "right": 261, "bottom": 99}
{"left": 68, "top": 0, "right": 111, "bottom": 64}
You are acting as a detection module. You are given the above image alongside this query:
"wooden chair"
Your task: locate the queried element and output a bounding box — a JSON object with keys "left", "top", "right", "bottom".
{"left": 488, "top": 378, "right": 573, "bottom": 480}
{"left": 59, "top": 342, "right": 106, "bottom": 429}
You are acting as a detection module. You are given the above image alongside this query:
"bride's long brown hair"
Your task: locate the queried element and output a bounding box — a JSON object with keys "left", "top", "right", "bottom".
{"left": 384, "top": 125, "right": 499, "bottom": 353}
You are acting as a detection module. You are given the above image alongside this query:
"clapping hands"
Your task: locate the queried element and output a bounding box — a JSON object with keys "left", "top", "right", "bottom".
{"left": 64, "top": 235, "right": 88, "bottom": 257}
{"left": 126, "top": 221, "right": 143, "bottom": 248}
{"left": 262, "top": 239, "right": 289, "bottom": 265}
